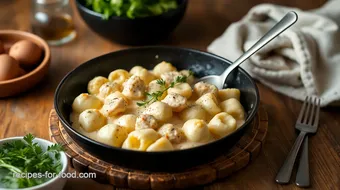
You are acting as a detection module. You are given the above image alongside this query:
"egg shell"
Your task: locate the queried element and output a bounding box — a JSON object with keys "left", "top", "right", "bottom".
{"left": 0, "top": 41, "right": 4, "bottom": 54}
{"left": 0, "top": 54, "right": 21, "bottom": 81}
{"left": 17, "top": 67, "right": 27, "bottom": 77}
{"left": 9, "top": 40, "right": 42, "bottom": 65}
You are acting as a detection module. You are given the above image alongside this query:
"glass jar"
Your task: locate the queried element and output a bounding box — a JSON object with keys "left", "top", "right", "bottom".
{"left": 31, "top": 0, "right": 76, "bottom": 46}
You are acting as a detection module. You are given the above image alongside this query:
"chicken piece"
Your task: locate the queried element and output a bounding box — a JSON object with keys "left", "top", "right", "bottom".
{"left": 147, "top": 80, "right": 167, "bottom": 100}
{"left": 158, "top": 123, "right": 185, "bottom": 144}
{"left": 160, "top": 71, "right": 183, "bottom": 85}
{"left": 135, "top": 114, "right": 158, "bottom": 130}
{"left": 167, "top": 83, "right": 192, "bottom": 98}
{"left": 122, "top": 75, "right": 146, "bottom": 100}
{"left": 162, "top": 93, "right": 187, "bottom": 112}
{"left": 101, "top": 95, "right": 128, "bottom": 117}
{"left": 193, "top": 81, "right": 218, "bottom": 97}
{"left": 179, "top": 70, "right": 195, "bottom": 84}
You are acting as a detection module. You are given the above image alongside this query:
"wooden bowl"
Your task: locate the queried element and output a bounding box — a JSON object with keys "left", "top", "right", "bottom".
{"left": 0, "top": 30, "right": 50, "bottom": 97}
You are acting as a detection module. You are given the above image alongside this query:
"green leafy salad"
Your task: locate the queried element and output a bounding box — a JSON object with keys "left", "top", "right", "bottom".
{"left": 0, "top": 134, "right": 64, "bottom": 189}
{"left": 85, "top": 0, "right": 179, "bottom": 19}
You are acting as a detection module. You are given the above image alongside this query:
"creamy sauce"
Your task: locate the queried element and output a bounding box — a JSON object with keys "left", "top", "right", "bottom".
{"left": 70, "top": 101, "right": 245, "bottom": 150}
{"left": 70, "top": 112, "right": 98, "bottom": 140}
{"left": 71, "top": 65, "right": 246, "bottom": 151}
{"left": 173, "top": 141, "right": 208, "bottom": 150}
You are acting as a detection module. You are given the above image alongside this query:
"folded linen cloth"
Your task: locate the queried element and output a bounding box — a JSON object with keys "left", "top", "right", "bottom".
{"left": 207, "top": 0, "right": 340, "bottom": 107}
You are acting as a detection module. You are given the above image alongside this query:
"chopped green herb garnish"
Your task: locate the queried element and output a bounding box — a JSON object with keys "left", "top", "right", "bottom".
{"left": 0, "top": 134, "right": 65, "bottom": 189}
{"left": 137, "top": 71, "right": 193, "bottom": 107}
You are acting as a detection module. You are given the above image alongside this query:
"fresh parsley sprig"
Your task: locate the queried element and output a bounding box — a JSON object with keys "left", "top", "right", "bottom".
{"left": 0, "top": 134, "right": 65, "bottom": 189}
{"left": 137, "top": 72, "right": 193, "bottom": 107}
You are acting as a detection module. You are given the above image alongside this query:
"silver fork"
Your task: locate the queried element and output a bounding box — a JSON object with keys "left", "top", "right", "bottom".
{"left": 275, "top": 96, "right": 321, "bottom": 185}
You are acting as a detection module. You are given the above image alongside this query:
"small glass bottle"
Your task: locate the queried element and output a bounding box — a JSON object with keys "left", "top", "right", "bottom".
{"left": 31, "top": 0, "right": 76, "bottom": 46}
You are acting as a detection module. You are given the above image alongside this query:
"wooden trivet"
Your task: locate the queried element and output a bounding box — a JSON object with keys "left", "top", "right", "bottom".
{"left": 48, "top": 106, "right": 268, "bottom": 190}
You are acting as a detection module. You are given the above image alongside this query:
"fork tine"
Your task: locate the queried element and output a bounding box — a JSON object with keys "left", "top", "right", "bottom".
{"left": 302, "top": 96, "right": 311, "bottom": 124}
{"left": 313, "top": 98, "right": 321, "bottom": 127}
{"left": 308, "top": 96, "right": 316, "bottom": 125}
{"left": 297, "top": 96, "right": 308, "bottom": 123}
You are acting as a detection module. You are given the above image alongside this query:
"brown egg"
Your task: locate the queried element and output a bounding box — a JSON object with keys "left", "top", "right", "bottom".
{"left": 0, "top": 54, "right": 21, "bottom": 81}
{"left": 9, "top": 40, "right": 42, "bottom": 65}
{"left": 18, "top": 67, "right": 27, "bottom": 77}
{"left": 0, "top": 41, "right": 4, "bottom": 54}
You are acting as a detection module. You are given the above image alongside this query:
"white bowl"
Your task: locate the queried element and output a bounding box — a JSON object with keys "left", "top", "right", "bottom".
{"left": 0, "top": 137, "right": 68, "bottom": 190}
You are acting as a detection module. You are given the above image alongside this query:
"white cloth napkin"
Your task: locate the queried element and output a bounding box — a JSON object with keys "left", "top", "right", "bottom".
{"left": 207, "top": 0, "right": 340, "bottom": 107}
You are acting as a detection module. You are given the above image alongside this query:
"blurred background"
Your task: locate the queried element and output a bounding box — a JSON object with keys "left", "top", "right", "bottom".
{"left": 2, "top": 1, "right": 340, "bottom": 190}
{"left": 0, "top": 0, "right": 326, "bottom": 84}
{"left": 0, "top": 0, "right": 327, "bottom": 48}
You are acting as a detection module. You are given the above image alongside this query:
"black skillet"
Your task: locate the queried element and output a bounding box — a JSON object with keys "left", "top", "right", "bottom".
{"left": 54, "top": 46, "right": 260, "bottom": 171}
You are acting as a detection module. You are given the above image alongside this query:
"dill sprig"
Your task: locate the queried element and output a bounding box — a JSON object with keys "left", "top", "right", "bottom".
{"left": 137, "top": 72, "right": 193, "bottom": 107}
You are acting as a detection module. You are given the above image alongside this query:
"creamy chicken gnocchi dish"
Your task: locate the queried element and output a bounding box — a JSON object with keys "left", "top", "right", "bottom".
{"left": 70, "top": 61, "right": 246, "bottom": 151}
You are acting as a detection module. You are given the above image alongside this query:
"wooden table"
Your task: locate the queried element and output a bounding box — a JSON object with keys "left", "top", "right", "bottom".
{"left": 1, "top": 0, "right": 339, "bottom": 189}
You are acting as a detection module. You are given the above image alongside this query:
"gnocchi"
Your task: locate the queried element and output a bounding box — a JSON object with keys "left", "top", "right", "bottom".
{"left": 208, "top": 112, "right": 237, "bottom": 138}
{"left": 88, "top": 76, "right": 109, "bottom": 94}
{"left": 182, "top": 119, "right": 212, "bottom": 143}
{"left": 146, "top": 137, "right": 174, "bottom": 151}
{"left": 130, "top": 66, "right": 144, "bottom": 75}
{"left": 98, "top": 82, "right": 121, "bottom": 99}
{"left": 153, "top": 61, "right": 177, "bottom": 77}
{"left": 71, "top": 61, "right": 246, "bottom": 151}
{"left": 115, "top": 114, "right": 137, "bottom": 133}
{"left": 143, "top": 101, "right": 173, "bottom": 122}
{"left": 108, "top": 69, "right": 130, "bottom": 85}
{"left": 79, "top": 109, "right": 106, "bottom": 132}
{"left": 72, "top": 93, "right": 103, "bottom": 113}
{"left": 195, "top": 93, "right": 221, "bottom": 116}
{"left": 168, "top": 83, "right": 192, "bottom": 98}
{"left": 122, "top": 128, "right": 160, "bottom": 151}
{"left": 97, "top": 124, "right": 128, "bottom": 147}
{"left": 218, "top": 88, "right": 240, "bottom": 101}
{"left": 179, "top": 104, "right": 207, "bottom": 121}
{"left": 130, "top": 66, "right": 156, "bottom": 84}
{"left": 220, "top": 98, "right": 245, "bottom": 121}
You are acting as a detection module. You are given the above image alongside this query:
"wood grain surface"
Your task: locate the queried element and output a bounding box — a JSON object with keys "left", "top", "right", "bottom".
{"left": 1, "top": 0, "right": 339, "bottom": 190}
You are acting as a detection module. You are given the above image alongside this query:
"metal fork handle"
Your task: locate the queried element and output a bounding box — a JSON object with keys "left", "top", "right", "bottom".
{"left": 221, "top": 11, "right": 298, "bottom": 82}
{"left": 276, "top": 131, "right": 307, "bottom": 184}
{"left": 296, "top": 135, "right": 310, "bottom": 187}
